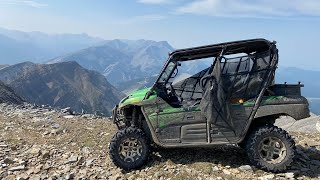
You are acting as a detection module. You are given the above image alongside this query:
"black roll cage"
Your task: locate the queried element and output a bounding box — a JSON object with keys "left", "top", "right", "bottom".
{"left": 145, "top": 38, "right": 278, "bottom": 124}
{"left": 146, "top": 38, "right": 275, "bottom": 98}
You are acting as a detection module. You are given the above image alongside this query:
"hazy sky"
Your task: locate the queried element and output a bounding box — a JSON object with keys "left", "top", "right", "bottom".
{"left": 0, "top": 0, "right": 320, "bottom": 69}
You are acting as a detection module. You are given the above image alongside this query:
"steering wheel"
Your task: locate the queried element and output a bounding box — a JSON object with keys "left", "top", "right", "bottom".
{"left": 166, "top": 82, "right": 176, "bottom": 96}
{"left": 167, "top": 82, "right": 183, "bottom": 102}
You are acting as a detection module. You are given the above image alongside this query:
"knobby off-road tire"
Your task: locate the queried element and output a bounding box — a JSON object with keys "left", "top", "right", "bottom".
{"left": 109, "top": 127, "right": 150, "bottom": 170}
{"left": 245, "top": 125, "right": 295, "bottom": 173}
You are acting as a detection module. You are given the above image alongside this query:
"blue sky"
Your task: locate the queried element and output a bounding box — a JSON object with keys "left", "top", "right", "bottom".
{"left": 0, "top": 0, "right": 320, "bottom": 69}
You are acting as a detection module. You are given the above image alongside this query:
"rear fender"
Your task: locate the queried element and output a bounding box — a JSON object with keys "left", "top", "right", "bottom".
{"left": 254, "top": 103, "right": 310, "bottom": 120}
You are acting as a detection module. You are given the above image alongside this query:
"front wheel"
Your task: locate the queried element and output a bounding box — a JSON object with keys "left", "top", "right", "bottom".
{"left": 109, "top": 127, "right": 150, "bottom": 170}
{"left": 245, "top": 125, "right": 295, "bottom": 172}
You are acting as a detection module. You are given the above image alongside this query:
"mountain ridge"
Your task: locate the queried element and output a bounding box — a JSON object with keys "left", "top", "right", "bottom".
{"left": 48, "top": 39, "right": 174, "bottom": 84}
{"left": 0, "top": 61, "right": 124, "bottom": 116}
{"left": 0, "top": 27, "right": 103, "bottom": 64}
{"left": 0, "top": 81, "right": 24, "bottom": 104}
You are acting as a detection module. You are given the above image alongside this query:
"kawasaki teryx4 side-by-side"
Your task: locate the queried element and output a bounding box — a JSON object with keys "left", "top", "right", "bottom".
{"left": 109, "top": 39, "right": 310, "bottom": 172}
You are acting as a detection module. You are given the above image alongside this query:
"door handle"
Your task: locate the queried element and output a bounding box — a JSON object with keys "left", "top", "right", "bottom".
{"left": 186, "top": 115, "right": 194, "bottom": 120}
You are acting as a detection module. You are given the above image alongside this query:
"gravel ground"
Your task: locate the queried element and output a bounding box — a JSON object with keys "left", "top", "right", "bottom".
{"left": 0, "top": 103, "right": 319, "bottom": 180}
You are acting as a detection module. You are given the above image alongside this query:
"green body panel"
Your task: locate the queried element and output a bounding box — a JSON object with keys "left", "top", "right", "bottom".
{"left": 148, "top": 96, "right": 288, "bottom": 130}
{"left": 232, "top": 96, "right": 285, "bottom": 107}
{"left": 143, "top": 105, "right": 158, "bottom": 129}
{"left": 119, "top": 88, "right": 156, "bottom": 108}
{"left": 121, "top": 90, "right": 289, "bottom": 130}
{"left": 157, "top": 104, "right": 201, "bottom": 128}
{"left": 119, "top": 88, "right": 202, "bottom": 130}
{"left": 144, "top": 99, "right": 202, "bottom": 129}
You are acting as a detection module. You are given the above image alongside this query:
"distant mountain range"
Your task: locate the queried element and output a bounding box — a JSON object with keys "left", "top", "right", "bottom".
{"left": 0, "top": 27, "right": 103, "bottom": 64}
{"left": 48, "top": 39, "right": 174, "bottom": 84}
{"left": 0, "top": 61, "right": 124, "bottom": 116}
{"left": 276, "top": 67, "right": 320, "bottom": 98}
{"left": 0, "top": 81, "right": 24, "bottom": 104}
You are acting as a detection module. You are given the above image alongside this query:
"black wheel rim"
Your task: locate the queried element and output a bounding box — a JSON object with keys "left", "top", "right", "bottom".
{"left": 258, "top": 136, "right": 287, "bottom": 164}
{"left": 118, "top": 137, "right": 143, "bottom": 162}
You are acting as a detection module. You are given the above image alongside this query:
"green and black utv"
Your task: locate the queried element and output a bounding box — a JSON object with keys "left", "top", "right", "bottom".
{"left": 109, "top": 39, "right": 310, "bottom": 172}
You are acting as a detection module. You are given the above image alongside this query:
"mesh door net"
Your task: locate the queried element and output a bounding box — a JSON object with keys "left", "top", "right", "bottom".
{"left": 199, "top": 50, "right": 276, "bottom": 140}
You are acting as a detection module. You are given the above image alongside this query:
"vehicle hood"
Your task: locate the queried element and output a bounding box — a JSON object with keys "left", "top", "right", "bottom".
{"left": 119, "top": 88, "right": 151, "bottom": 108}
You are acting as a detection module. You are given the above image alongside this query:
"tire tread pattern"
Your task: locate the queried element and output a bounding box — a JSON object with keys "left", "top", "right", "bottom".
{"left": 109, "top": 127, "right": 149, "bottom": 170}
{"left": 245, "top": 125, "right": 295, "bottom": 173}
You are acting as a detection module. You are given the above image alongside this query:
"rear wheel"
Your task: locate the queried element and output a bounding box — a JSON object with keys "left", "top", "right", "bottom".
{"left": 109, "top": 127, "right": 150, "bottom": 170}
{"left": 245, "top": 125, "right": 295, "bottom": 172}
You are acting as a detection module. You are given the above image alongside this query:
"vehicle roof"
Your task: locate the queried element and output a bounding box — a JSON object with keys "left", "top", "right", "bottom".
{"left": 170, "top": 38, "right": 274, "bottom": 61}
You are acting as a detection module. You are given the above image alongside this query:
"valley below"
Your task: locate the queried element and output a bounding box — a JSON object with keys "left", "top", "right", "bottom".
{"left": 0, "top": 103, "right": 319, "bottom": 180}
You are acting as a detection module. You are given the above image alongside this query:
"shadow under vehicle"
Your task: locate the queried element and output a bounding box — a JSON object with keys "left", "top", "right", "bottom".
{"left": 109, "top": 39, "right": 310, "bottom": 172}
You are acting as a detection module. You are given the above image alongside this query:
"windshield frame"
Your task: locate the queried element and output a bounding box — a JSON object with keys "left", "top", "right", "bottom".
{"left": 158, "top": 61, "right": 177, "bottom": 83}
{"left": 145, "top": 56, "right": 178, "bottom": 99}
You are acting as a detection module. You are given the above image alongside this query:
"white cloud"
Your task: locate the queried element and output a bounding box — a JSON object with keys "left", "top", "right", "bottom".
{"left": 0, "top": 0, "right": 48, "bottom": 8}
{"left": 138, "top": 0, "right": 172, "bottom": 5}
{"left": 177, "top": 0, "right": 320, "bottom": 17}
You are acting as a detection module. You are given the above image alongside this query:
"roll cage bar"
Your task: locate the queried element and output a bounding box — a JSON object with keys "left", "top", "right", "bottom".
{"left": 145, "top": 38, "right": 276, "bottom": 99}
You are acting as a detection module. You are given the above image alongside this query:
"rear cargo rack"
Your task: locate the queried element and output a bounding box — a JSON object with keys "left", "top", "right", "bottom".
{"left": 269, "top": 83, "right": 304, "bottom": 96}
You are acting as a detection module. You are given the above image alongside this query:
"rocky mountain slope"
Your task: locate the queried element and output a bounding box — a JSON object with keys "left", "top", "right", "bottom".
{"left": 48, "top": 39, "right": 174, "bottom": 84}
{"left": 0, "top": 81, "right": 24, "bottom": 104}
{"left": 0, "top": 103, "right": 319, "bottom": 179}
{"left": 0, "top": 62, "right": 124, "bottom": 116}
{"left": 0, "top": 27, "right": 102, "bottom": 64}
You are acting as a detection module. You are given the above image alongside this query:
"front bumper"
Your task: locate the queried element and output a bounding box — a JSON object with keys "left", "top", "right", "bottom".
{"left": 112, "top": 105, "right": 125, "bottom": 129}
{"left": 112, "top": 105, "right": 118, "bottom": 124}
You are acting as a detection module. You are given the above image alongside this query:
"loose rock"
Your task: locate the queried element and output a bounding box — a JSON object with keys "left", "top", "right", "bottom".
{"left": 258, "top": 174, "right": 275, "bottom": 180}
{"left": 3, "top": 158, "right": 15, "bottom": 164}
{"left": 238, "top": 165, "right": 252, "bottom": 171}
{"left": 8, "top": 165, "right": 26, "bottom": 171}
{"left": 68, "top": 155, "right": 78, "bottom": 163}
{"left": 0, "top": 102, "right": 319, "bottom": 179}
{"left": 222, "top": 169, "right": 231, "bottom": 175}
{"left": 285, "top": 172, "right": 295, "bottom": 179}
